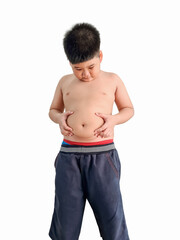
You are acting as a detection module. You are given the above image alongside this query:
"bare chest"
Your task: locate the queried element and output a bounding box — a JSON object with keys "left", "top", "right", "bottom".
{"left": 63, "top": 79, "right": 116, "bottom": 104}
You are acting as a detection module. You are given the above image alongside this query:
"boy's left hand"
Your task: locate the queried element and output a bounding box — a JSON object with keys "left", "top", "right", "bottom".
{"left": 94, "top": 112, "right": 115, "bottom": 138}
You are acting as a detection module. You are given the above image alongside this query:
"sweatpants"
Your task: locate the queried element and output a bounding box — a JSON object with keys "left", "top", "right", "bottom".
{"left": 48, "top": 139, "right": 130, "bottom": 240}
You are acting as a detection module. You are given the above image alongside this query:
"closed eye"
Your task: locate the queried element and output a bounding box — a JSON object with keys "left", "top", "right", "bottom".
{"left": 89, "top": 66, "right": 94, "bottom": 69}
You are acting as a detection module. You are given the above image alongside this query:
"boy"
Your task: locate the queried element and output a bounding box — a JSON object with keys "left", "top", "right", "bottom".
{"left": 48, "top": 23, "right": 134, "bottom": 240}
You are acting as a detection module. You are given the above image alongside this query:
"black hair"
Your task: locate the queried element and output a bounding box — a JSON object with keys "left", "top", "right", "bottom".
{"left": 63, "top": 23, "right": 101, "bottom": 64}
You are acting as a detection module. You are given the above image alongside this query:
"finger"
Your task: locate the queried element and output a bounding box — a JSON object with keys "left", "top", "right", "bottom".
{"left": 98, "top": 129, "right": 110, "bottom": 138}
{"left": 95, "top": 126, "right": 107, "bottom": 134}
{"left": 65, "top": 111, "right": 74, "bottom": 116}
{"left": 95, "top": 133, "right": 100, "bottom": 137}
{"left": 95, "top": 112, "right": 103, "bottom": 117}
{"left": 94, "top": 130, "right": 102, "bottom": 136}
{"left": 98, "top": 132, "right": 104, "bottom": 138}
{"left": 95, "top": 128, "right": 105, "bottom": 137}
{"left": 94, "top": 127, "right": 99, "bottom": 132}
{"left": 95, "top": 112, "right": 106, "bottom": 120}
{"left": 63, "top": 124, "right": 73, "bottom": 132}
{"left": 96, "top": 130, "right": 104, "bottom": 137}
{"left": 67, "top": 132, "right": 74, "bottom": 136}
{"left": 62, "top": 131, "right": 74, "bottom": 136}
{"left": 103, "top": 132, "right": 110, "bottom": 138}
{"left": 60, "top": 127, "right": 74, "bottom": 135}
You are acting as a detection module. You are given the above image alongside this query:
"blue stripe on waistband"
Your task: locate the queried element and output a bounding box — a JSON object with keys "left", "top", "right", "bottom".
{"left": 62, "top": 140, "right": 71, "bottom": 145}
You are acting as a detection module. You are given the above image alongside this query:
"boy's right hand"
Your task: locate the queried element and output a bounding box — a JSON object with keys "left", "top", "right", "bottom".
{"left": 58, "top": 111, "right": 74, "bottom": 136}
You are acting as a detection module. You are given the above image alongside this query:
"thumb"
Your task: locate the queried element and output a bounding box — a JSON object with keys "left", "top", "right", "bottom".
{"left": 66, "top": 111, "right": 74, "bottom": 115}
{"left": 95, "top": 112, "right": 101, "bottom": 116}
{"left": 95, "top": 112, "right": 105, "bottom": 117}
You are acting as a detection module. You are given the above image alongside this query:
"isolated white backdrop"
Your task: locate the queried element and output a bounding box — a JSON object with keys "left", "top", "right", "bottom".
{"left": 0, "top": 0, "right": 180, "bottom": 239}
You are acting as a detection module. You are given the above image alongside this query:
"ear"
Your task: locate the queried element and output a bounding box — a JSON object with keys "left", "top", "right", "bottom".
{"left": 99, "top": 50, "right": 103, "bottom": 63}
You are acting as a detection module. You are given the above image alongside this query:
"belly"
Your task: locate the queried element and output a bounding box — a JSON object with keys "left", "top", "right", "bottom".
{"left": 66, "top": 110, "right": 105, "bottom": 139}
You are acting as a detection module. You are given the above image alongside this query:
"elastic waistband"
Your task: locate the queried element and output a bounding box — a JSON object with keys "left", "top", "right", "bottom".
{"left": 60, "top": 142, "right": 116, "bottom": 153}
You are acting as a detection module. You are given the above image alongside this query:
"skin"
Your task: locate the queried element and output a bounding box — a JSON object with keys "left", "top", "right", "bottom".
{"left": 49, "top": 50, "right": 134, "bottom": 141}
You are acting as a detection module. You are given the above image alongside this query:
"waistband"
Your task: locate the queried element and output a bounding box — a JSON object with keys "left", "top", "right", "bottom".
{"left": 60, "top": 141, "right": 116, "bottom": 153}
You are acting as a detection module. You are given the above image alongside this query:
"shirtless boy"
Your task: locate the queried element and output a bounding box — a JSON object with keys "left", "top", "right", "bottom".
{"left": 48, "top": 23, "right": 134, "bottom": 240}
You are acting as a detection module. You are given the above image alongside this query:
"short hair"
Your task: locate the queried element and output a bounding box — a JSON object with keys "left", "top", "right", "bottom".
{"left": 63, "top": 23, "right": 101, "bottom": 64}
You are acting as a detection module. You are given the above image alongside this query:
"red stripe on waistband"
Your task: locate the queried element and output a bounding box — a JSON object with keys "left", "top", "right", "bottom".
{"left": 63, "top": 139, "right": 113, "bottom": 146}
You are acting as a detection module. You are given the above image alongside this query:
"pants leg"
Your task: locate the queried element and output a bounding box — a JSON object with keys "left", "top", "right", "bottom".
{"left": 49, "top": 151, "right": 86, "bottom": 240}
{"left": 82, "top": 149, "right": 130, "bottom": 240}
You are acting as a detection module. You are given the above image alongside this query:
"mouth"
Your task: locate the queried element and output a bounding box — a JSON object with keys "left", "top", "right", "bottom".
{"left": 81, "top": 78, "right": 91, "bottom": 81}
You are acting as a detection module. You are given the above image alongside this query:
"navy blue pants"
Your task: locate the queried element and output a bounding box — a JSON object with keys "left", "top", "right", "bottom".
{"left": 48, "top": 142, "right": 130, "bottom": 240}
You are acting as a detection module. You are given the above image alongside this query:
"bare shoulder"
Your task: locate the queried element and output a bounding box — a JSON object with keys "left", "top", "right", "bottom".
{"left": 107, "top": 72, "right": 134, "bottom": 110}
{"left": 108, "top": 72, "right": 123, "bottom": 83}
{"left": 102, "top": 71, "right": 124, "bottom": 90}
{"left": 103, "top": 71, "right": 121, "bottom": 80}
{"left": 49, "top": 74, "right": 74, "bottom": 112}
{"left": 57, "top": 74, "right": 74, "bottom": 91}
{"left": 54, "top": 74, "right": 73, "bottom": 93}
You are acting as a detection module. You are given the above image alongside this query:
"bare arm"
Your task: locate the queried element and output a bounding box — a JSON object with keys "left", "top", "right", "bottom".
{"left": 94, "top": 74, "right": 134, "bottom": 138}
{"left": 49, "top": 109, "right": 63, "bottom": 124}
{"left": 49, "top": 78, "right": 65, "bottom": 123}
{"left": 48, "top": 77, "right": 74, "bottom": 136}
{"left": 112, "top": 74, "right": 134, "bottom": 125}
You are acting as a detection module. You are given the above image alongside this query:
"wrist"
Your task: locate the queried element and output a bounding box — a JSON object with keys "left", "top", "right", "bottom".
{"left": 49, "top": 109, "right": 63, "bottom": 124}
{"left": 111, "top": 114, "right": 117, "bottom": 126}
{"left": 56, "top": 112, "right": 63, "bottom": 124}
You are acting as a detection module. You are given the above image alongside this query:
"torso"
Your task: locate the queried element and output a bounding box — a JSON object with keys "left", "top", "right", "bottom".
{"left": 61, "top": 71, "right": 117, "bottom": 142}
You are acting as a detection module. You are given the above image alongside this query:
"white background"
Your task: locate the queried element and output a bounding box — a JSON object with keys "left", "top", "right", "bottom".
{"left": 0, "top": 0, "right": 180, "bottom": 239}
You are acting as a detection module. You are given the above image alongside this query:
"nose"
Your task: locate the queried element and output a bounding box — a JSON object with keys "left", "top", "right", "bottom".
{"left": 82, "top": 69, "right": 90, "bottom": 78}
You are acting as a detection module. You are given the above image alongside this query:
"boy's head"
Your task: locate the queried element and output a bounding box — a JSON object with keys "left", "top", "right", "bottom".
{"left": 63, "top": 23, "right": 101, "bottom": 64}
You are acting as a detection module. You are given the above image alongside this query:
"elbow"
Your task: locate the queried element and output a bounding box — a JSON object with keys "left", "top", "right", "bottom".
{"left": 125, "top": 107, "right": 134, "bottom": 119}
{"left": 131, "top": 107, "right": 135, "bottom": 116}
{"left": 48, "top": 109, "right": 52, "bottom": 119}
{"left": 131, "top": 107, "right": 135, "bottom": 118}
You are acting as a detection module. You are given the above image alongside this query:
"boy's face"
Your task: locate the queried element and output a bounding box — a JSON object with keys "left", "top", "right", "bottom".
{"left": 70, "top": 51, "right": 103, "bottom": 82}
